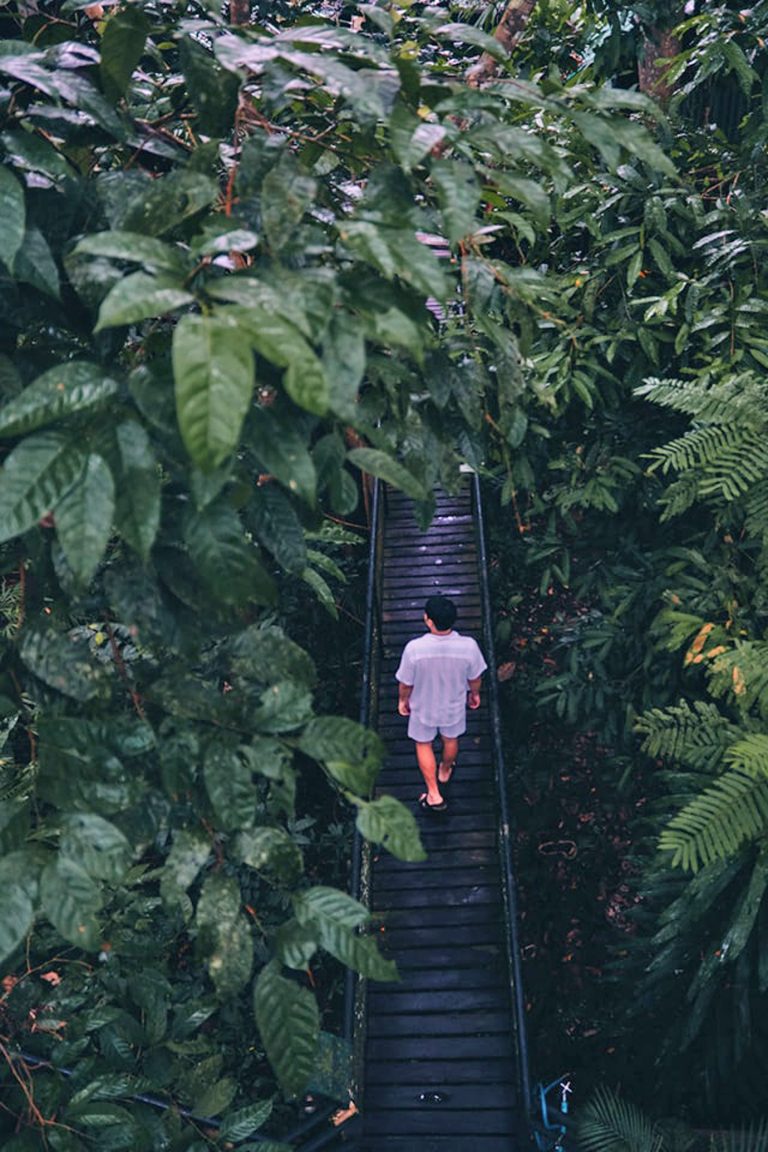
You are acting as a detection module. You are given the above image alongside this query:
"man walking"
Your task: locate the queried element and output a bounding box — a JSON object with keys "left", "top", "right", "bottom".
{"left": 395, "top": 594, "right": 487, "bottom": 813}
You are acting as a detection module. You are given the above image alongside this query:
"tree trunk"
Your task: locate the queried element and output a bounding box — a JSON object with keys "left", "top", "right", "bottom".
{"left": 465, "top": 0, "right": 538, "bottom": 88}
{"left": 637, "top": 28, "right": 680, "bottom": 104}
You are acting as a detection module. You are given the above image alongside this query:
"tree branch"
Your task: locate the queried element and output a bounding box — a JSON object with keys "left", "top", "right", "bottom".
{"left": 465, "top": 0, "right": 538, "bottom": 88}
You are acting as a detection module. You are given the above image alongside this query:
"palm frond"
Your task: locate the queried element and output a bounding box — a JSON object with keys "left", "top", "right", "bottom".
{"left": 575, "top": 1085, "right": 664, "bottom": 1152}
{"left": 710, "top": 1119, "right": 768, "bottom": 1152}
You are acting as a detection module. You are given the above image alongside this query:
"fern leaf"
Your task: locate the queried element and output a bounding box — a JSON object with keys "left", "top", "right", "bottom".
{"left": 725, "top": 733, "right": 768, "bottom": 778}
{"left": 659, "top": 769, "right": 768, "bottom": 871}
{"left": 745, "top": 478, "right": 768, "bottom": 541}
{"left": 636, "top": 699, "right": 737, "bottom": 771}
{"left": 647, "top": 424, "right": 758, "bottom": 478}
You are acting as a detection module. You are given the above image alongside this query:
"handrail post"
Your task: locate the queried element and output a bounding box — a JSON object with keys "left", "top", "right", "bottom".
{"left": 472, "top": 471, "right": 533, "bottom": 1133}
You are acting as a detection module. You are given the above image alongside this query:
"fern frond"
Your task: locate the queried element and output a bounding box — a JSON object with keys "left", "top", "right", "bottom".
{"left": 658, "top": 769, "right": 768, "bottom": 871}
{"left": 745, "top": 479, "right": 768, "bottom": 542}
{"left": 697, "top": 433, "right": 768, "bottom": 501}
{"left": 724, "top": 734, "right": 768, "bottom": 778}
{"left": 636, "top": 700, "right": 738, "bottom": 771}
{"left": 658, "top": 472, "right": 702, "bottom": 521}
{"left": 575, "top": 1085, "right": 664, "bottom": 1152}
{"left": 647, "top": 425, "right": 765, "bottom": 482}
{"left": 636, "top": 374, "right": 768, "bottom": 424}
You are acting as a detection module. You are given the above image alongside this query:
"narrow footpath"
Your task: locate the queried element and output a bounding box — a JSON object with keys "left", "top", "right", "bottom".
{"left": 359, "top": 483, "right": 522, "bottom": 1151}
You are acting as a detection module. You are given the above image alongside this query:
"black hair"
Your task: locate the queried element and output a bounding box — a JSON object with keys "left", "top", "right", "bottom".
{"left": 425, "top": 595, "right": 457, "bottom": 631}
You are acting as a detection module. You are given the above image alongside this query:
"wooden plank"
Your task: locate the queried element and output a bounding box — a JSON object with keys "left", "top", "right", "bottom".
{"left": 379, "top": 926, "right": 504, "bottom": 953}
{"left": 365, "top": 1056, "right": 515, "bottom": 1087}
{"left": 360, "top": 1108, "right": 516, "bottom": 1136}
{"left": 366, "top": 1009, "right": 509, "bottom": 1039}
{"left": 361, "top": 1140, "right": 515, "bottom": 1152}
{"left": 367, "top": 986, "right": 509, "bottom": 1015}
{"left": 364, "top": 1081, "right": 516, "bottom": 1111}
{"left": 368, "top": 1035, "right": 512, "bottom": 1062}
{"left": 371, "top": 964, "right": 507, "bottom": 993}
{"left": 383, "top": 945, "right": 504, "bottom": 970}
{"left": 360, "top": 1136, "right": 515, "bottom": 1152}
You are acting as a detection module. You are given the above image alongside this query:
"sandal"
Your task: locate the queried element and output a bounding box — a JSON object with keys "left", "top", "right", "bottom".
{"left": 419, "top": 794, "right": 448, "bottom": 813}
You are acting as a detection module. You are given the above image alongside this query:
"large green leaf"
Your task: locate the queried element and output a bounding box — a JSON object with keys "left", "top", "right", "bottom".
{"left": 322, "top": 311, "right": 366, "bottom": 420}
{"left": 293, "top": 886, "right": 369, "bottom": 930}
{"left": 0, "top": 852, "right": 37, "bottom": 964}
{"left": 203, "top": 743, "right": 258, "bottom": 830}
{"left": 227, "top": 623, "right": 316, "bottom": 687}
{"left": 113, "top": 420, "right": 161, "bottom": 561}
{"left": 0, "top": 431, "right": 85, "bottom": 543}
{"left": 116, "top": 170, "right": 219, "bottom": 236}
{"left": 219, "top": 1100, "right": 274, "bottom": 1143}
{"left": 14, "top": 227, "right": 60, "bottom": 298}
{"left": 236, "top": 826, "right": 303, "bottom": 886}
{"left": 249, "top": 484, "right": 307, "bottom": 574}
{"left": 249, "top": 407, "right": 317, "bottom": 506}
{"left": 54, "top": 453, "right": 115, "bottom": 584}
{"left": 196, "top": 872, "right": 254, "bottom": 996}
{"left": 316, "top": 922, "right": 398, "bottom": 981}
{"left": 298, "top": 716, "right": 383, "bottom": 797}
{"left": 59, "top": 813, "right": 131, "bottom": 882}
{"left": 251, "top": 681, "right": 314, "bottom": 734}
{"left": 20, "top": 627, "right": 109, "bottom": 702}
{"left": 95, "top": 271, "right": 195, "bottom": 331}
{"left": 0, "top": 362, "right": 119, "bottom": 439}
{"left": 347, "top": 447, "right": 427, "bottom": 501}
{"left": 355, "top": 794, "right": 426, "bottom": 862}
{"left": 160, "top": 828, "right": 211, "bottom": 911}
{"left": 179, "top": 35, "right": 240, "bottom": 137}
{"left": 74, "top": 230, "right": 186, "bottom": 273}
{"left": 253, "top": 960, "right": 319, "bottom": 1098}
{"left": 293, "top": 886, "right": 397, "bottom": 981}
{"left": 0, "top": 166, "right": 25, "bottom": 271}
{"left": 431, "top": 159, "right": 481, "bottom": 244}
{"left": 184, "top": 499, "right": 275, "bottom": 606}
{"left": 261, "top": 156, "right": 317, "bottom": 251}
{"left": 40, "top": 856, "right": 102, "bottom": 949}
{"left": 100, "top": 6, "right": 150, "bottom": 101}
{"left": 173, "top": 312, "right": 255, "bottom": 471}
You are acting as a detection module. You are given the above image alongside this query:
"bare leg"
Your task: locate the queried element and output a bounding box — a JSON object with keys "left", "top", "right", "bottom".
{"left": 415, "top": 741, "right": 444, "bottom": 806}
{"left": 438, "top": 736, "right": 459, "bottom": 784}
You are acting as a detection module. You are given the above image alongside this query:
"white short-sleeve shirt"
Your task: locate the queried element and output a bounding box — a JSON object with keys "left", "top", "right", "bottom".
{"left": 395, "top": 631, "right": 487, "bottom": 729}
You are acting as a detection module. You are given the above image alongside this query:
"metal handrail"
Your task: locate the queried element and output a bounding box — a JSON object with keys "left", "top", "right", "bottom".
{"left": 472, "top": 471, "right": 533, "bottom": 1134}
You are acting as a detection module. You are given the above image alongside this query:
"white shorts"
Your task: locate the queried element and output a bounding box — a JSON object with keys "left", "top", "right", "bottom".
{"left": 407, "top": 715, "right": 466, "bottom": 743}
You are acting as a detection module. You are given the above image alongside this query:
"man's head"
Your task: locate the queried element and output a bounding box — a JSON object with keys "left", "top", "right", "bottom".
{"left": 424, "top": 595, "right": 457, "bottom": 632}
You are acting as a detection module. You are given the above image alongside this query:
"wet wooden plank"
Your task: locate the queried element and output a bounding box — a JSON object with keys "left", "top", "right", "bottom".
{"left": 368, "top": 1034, "right": 512, "bottom": 1062}
{"left": 367, "top": 986, "right": 510, "bottom": 1015}
{"left": 360, "top": 1108, "right": 516, "bottom": 1136}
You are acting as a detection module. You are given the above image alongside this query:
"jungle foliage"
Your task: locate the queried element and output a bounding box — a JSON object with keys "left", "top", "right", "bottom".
{"left": 485, "top": 0, "right": 768, "bottom": 1126}
{"left": 0, "top": 0, "right": 689, "bottom": 1146}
